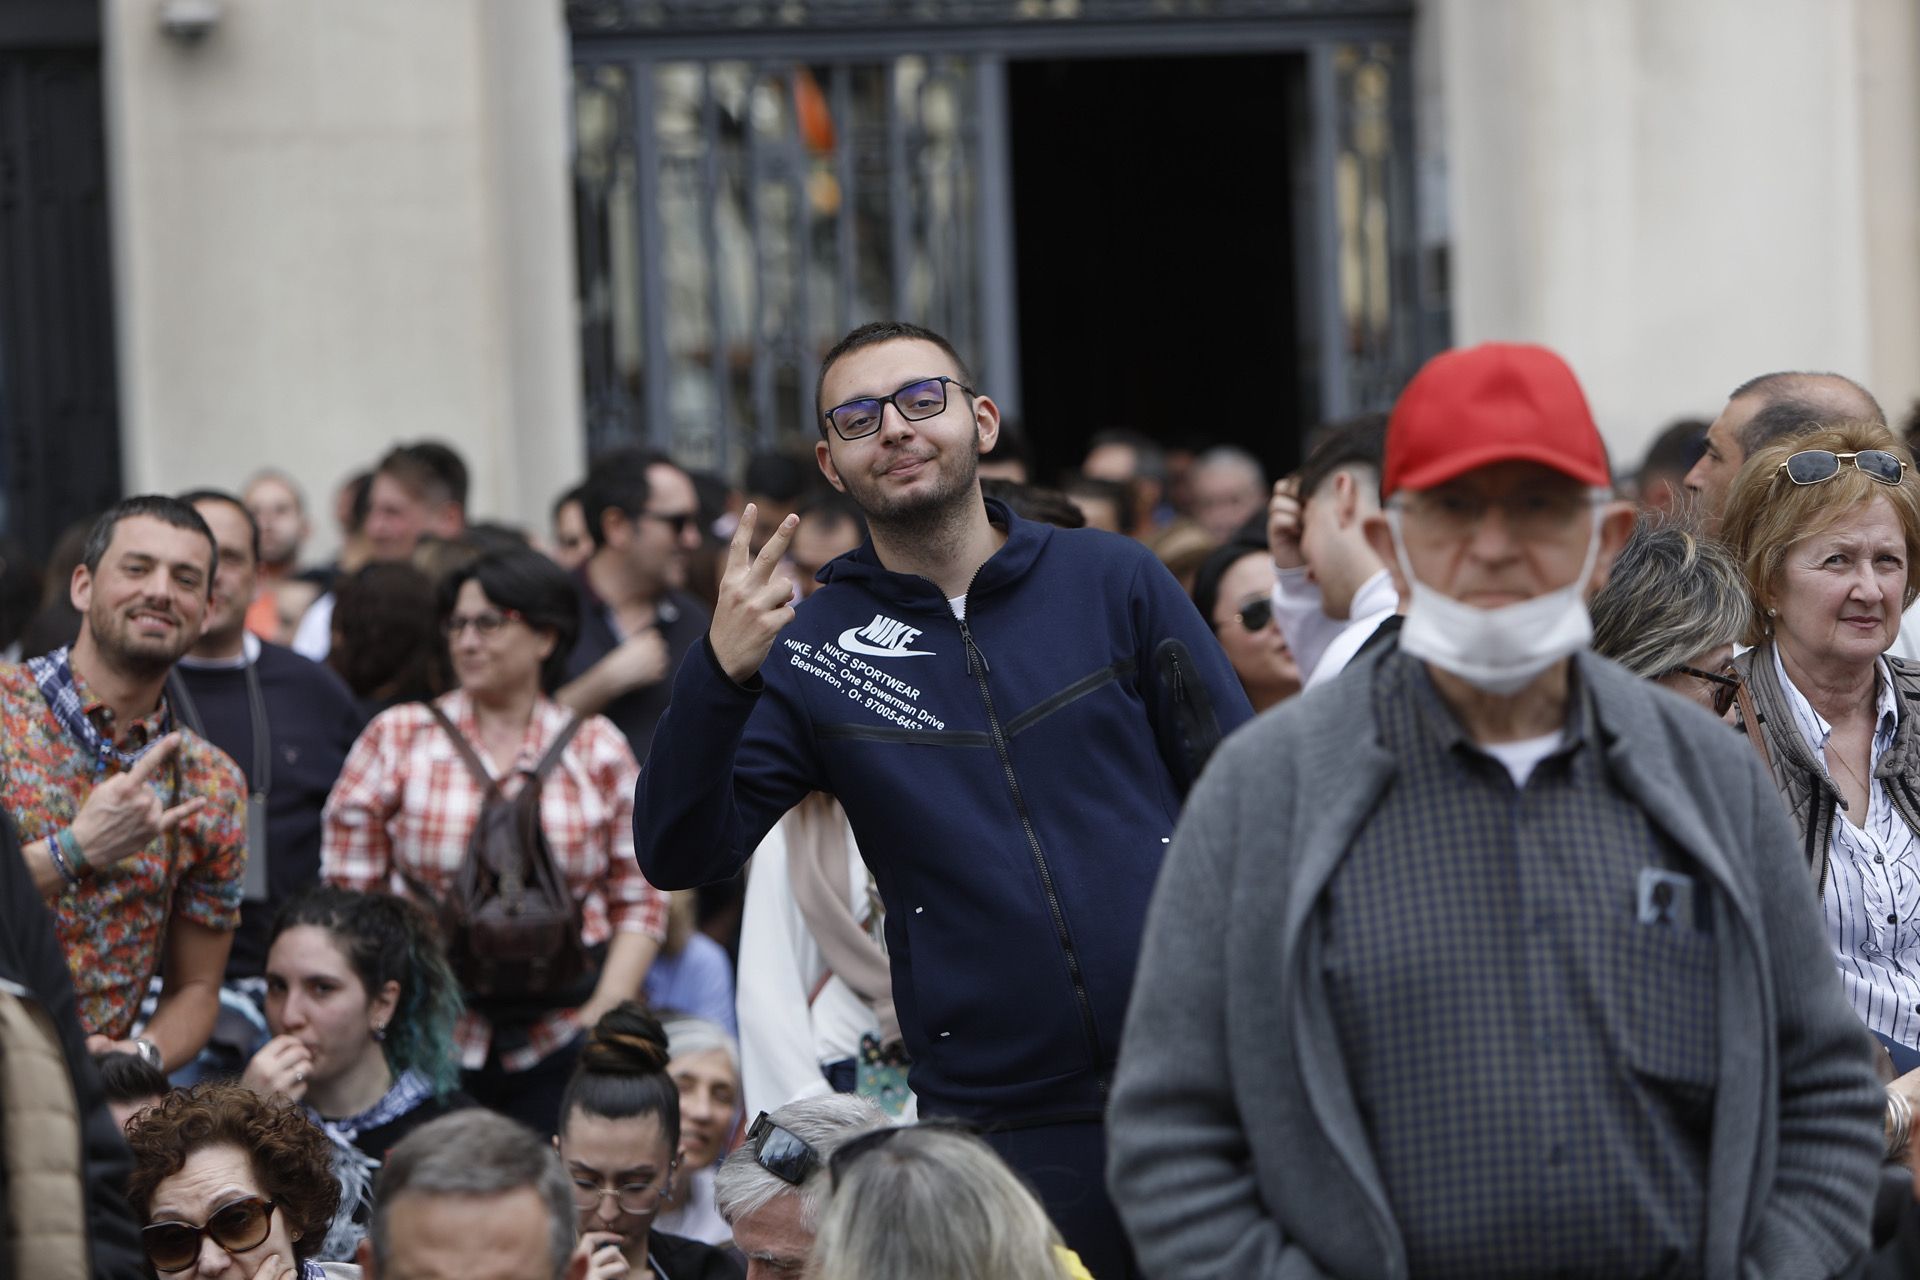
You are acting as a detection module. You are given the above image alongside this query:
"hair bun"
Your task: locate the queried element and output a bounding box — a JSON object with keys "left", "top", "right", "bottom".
{"left": 581, "top": 1002, "right": 671, "bottom": 1075}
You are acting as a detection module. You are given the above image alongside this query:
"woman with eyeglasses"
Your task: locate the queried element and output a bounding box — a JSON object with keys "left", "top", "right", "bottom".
{"left": 1720, "top": 420, "right": 1920, "bottom": 1163}
{"left": 809, "top": 1123, "right": 1094, "bottom": 1280}
{"left": 322, "top": 549, "right": 668, "bottom": 1139}
{"left": 1590, "top": 516, "right": 1750, "bottom": 719}
{"left": 559, "top": 1003, "right": 744, "bottom": 1280}
{"left": 1190, "top": 537, "right": 1302, "bottom": 712}
{"left": 125, "top": 1082, "right": 352, "bottom": 1278}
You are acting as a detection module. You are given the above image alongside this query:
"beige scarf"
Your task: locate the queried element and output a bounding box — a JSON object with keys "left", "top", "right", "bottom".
{"left": 781, "top": 794, "right": 901, "bottom": 1047}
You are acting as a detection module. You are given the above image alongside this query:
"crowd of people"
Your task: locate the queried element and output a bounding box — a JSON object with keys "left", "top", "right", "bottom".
{"left": 11, "top": 320, "right": 1920, "bottom": 1279}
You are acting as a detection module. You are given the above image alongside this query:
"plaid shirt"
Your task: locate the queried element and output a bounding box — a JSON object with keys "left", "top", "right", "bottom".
{"left": 322, "top": 692, "right": 666, "bottom": 1071}
{"left": 1322, "top": 655, "right": 1715, "bottom": 1278}
{"left": 0, "top": 660, "right": 247, "bottom": 1038}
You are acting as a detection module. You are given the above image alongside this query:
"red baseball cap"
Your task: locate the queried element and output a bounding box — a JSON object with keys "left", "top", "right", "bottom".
{"left": 1382, "top": 342, "right": 1612, "bottom": 497}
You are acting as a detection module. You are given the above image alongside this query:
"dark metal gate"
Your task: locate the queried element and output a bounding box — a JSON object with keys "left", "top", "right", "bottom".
{"left": 0, "top": 2, "right": 123, "bottom": 558}
{"left": 568, "top": 0, "right": 1442, "bottom": 471}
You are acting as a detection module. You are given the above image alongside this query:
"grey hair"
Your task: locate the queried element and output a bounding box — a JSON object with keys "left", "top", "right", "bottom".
{"left": 1191, "top": 445, "right": 1267, "bottom": 489}
{"left": 661, "top": 1011, "right": 740, "bottom": 1069}
{"left": 1589, "top": 517, "right": 1751, "bottom": 679}
{"left": 369, "top": 1110, "right": 575, "bottom": 1280}
{"left": 805, "top": 1127, "right": 1064, "bottom": 1280}
{"left": 714, "top": 1094, "right": 889, "bottom": 1231}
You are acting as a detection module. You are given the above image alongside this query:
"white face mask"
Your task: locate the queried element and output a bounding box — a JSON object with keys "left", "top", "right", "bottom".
{"left": 1389, "top": 505, "right": 1604, "bottom": 696}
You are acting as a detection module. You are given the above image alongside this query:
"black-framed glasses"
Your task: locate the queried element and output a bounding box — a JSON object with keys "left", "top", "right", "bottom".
{"left": 745, "top": 1111, "right": 822, "bottom": 1186}
{"left": 823, "top": 376, "right": 974, "bottom": 441}
{"left": 569, "top": 1160, "right": 678, "bottom": 1215}
{"left": 442, "top": 607, "right": 525, "bottom": 638}
{"left": 1667, "top": 663, "right": 1740, "bottom": 717}
{"left": 1232, "top": 598, "right": 1274, "bottom": 633}
{"left": 826, "top": 1118, "right": 978, "bottom": 1189}
{"left": 142, "top": 1196, "right": 277, "bottom": 1272}
{"left": 639, "top": 510, "right": 702, "bottom": 538}
{"left": 1778, "top": 449, "right": 1908, "bottom": 487}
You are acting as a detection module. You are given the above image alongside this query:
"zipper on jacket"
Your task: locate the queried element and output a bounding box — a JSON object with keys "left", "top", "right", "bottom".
{"left": 953, "top": 589, "right": 1106, "bottom": 1096}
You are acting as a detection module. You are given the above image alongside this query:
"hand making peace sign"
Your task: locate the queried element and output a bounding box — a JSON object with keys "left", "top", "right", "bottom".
{"left": 710, "top": 503, "right": 800, "bottom": 685}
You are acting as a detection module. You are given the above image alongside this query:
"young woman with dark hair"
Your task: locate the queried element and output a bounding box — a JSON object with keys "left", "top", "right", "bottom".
{"left": 559, "top": 1003, "right": 743, "bottom": 1280}
{"left": 240, "top": 884, "right": 471, "bottom": 1260}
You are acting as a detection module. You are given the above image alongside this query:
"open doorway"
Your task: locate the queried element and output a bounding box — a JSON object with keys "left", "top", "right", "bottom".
{"left": 1009, "top": 53, "right": 1309, "bottom": 489}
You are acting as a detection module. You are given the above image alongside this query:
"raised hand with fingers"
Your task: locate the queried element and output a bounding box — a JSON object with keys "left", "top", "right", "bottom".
{"left": 1267, "top": 476, "right": 1305, "bottom": 571}
{"left": 710, "top": 503, "right": 799, "bottom": 685}
{"left": 241, "top": 1035, "right": 314, "bottom": 1103}
{"left": 69, "top": 733, "right": 207, "bottom": 873}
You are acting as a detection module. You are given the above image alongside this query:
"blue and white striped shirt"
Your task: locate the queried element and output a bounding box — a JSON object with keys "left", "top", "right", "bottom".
{"left": 1773, "top": 646, "right": 1920, "bottom": 1051}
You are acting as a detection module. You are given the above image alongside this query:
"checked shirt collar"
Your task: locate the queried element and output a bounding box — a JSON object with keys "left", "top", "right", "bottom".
{"left": 27, "top": 645, "right": 172, "bottom": 772}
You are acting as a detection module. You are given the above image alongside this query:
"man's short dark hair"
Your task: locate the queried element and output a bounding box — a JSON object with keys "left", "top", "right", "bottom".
{"left": 796, "top": 489, "right": 868, "bottom": 539}
{"left": 745, "top": 450, "right": 817, "bottom": 504}
{"left": 178, "top": 488, "right": 262, "bottom": 566}
{"left": 81, "top": 496, "right": 216, "bottom": 584}
{"left": 1728, "top": 371, "right": 1886, "bottom": 454}
{"left": 551, "top": 483, "right": 586, "bottom": 523}
{"left": 1635, "top": 419, "right": 1708, "bottom": 486}
{"left": 93, "top": 1048, "right": 170, "bottom": 1106}
{"left": 376, "top": 442, "right": 469, "bottom": 511}
{"left": 1060, "top": 475, "right": 1135, "bottom": 535}
{"left": 1295, "top": 414, "right": 1388, "bottom": 503}
{"left": 815, "top": 321, "right": 976, "bottom": 438}
{"left": 1085, "top": 428, "right": 1167, "bottom": 483}
{"left": 578, "top": 446, "right": 671, "bottom": 550}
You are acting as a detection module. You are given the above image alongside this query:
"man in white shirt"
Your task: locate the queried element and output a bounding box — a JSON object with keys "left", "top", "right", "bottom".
{"left": 1267, "top": 414, "right": 1401, "bottom": 688}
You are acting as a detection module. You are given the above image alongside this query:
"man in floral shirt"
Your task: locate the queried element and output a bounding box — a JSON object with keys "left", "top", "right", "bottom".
{"left": 3, "top": 496, "right": 249, "bottom": 1072}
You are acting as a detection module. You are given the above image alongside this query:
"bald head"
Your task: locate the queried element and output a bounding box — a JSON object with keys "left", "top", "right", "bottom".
{"left": 1684, "top": 371, "right": 1884, "bottom": 529}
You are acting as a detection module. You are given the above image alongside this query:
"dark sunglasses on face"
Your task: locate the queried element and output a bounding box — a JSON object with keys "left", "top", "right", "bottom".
{"left": 745, "top": 1111, "right": 822, "bottom": 1186}
{"left": 823, "top": 376, "right": 974, "bottom": 441}
{"left": 1668, "top": 663, "right": 1740, "bottom": 717}
{"left": 640, "top": 510, "right": 702, "bottom": 538}
{"left": 1232, "top": 598, "right": 1274, "bottom": 633}
{"left": 1777, "top": 448, "right": 1908, "bottom": 487}
{"left": 143, "top": 1196, "right": 277, "bottom": 1272}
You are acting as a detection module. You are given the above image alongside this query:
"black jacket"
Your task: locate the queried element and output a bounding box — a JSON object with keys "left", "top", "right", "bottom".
{"left": 0, "top": 812, "right": 147, "bottom": 1278}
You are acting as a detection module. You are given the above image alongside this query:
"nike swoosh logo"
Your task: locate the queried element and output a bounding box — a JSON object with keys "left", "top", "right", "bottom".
{"left": 837, "top": 627, "right": 936, "bottom": 657}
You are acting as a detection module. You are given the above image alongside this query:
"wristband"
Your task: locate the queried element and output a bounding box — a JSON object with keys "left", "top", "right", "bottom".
{"left": 1888, "top": 1089, "right": 1913, "bottom": 1159}
{"left": 46, "top": 828, "right": 82, "bottom": 888}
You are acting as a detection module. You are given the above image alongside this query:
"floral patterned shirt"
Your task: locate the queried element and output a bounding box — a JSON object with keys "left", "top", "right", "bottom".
{"left": 0, "top": 661, "right": 248, "bottom": 1038}
{"left": 322, "top": 692, "right": 667, "bottom": 1071}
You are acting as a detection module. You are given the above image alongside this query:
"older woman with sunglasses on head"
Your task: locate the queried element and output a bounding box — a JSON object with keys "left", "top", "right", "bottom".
{"left": 1721, "top": 420, "right": 1920, "bottom": 1159}
{"left": 125, "top": 1082, "right": 353, "bottom": 1278}
{"left": 1590, "top": 516, "right": 1750, "bottom": 717}
{"left": 1190, "top": 537, "right": 1302, "bottom": 712}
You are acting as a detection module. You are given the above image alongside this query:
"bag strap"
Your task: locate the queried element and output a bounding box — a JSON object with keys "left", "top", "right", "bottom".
{"left": 1734, "top": 679, "right": 1775, "bottom": 777}
{"left": 425, "top": 701, "right": 500, "bottom": 797}
{"left": 527, "top": 714, "right": 588, "bottom": 784}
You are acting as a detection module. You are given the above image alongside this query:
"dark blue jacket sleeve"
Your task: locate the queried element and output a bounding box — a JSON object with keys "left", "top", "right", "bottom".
{"left": 1130, "top": 551, "right": 1255, "bottom": 794}
{"left": 633, "top": 636, "right": 826, "bottom": 890}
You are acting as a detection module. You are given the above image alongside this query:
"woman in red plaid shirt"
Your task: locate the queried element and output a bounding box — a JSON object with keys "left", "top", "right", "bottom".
{"left": 321, "top": 549, "right": 668, "bottom": 1135}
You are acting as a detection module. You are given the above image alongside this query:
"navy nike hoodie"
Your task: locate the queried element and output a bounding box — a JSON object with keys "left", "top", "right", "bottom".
{"left": 635, "top": 499, "right": 1253, "bottom": 1125}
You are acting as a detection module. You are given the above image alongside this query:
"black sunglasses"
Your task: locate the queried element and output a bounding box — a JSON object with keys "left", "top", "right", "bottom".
{"left": 1777, "top": 448, "right": 1908, "bottom": 487}
{"left": 745, "top": 1111, "right": 822, "bottom": 1186}
{"left": 639, "top": 510, "right": 702, "bottom": 537}
{"left": 823, "top": 376, "right": 974, "bottom": 441}
{"left": 827, "top": 1118, "right": 979, "bottom": 1189}
{"left": 142, "top": 1196, "right": 277, "bottom": 1272}
{"left": 1232, "top": 598, "right": 1274, "bottom": 633}
{"left": 1668, "top": 663, "right": 1740, "bottom": 718}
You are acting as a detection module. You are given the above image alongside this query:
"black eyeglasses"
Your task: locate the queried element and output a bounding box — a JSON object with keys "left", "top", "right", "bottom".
{"left": 745, "top": 1111, "right": 822, "bottom": 1186}
{"left": 143, "top": 1196, "right": 277, "bottom": 1272}
{"left": 823, "top": 376, "right": 974, "bottom": 441}
{"left": 639, "top": 510, "right": 702, "bottom": 537}
{"left": 1232, "top": 598, "right": 1274, "bottom": 633}
{"left": 1777, "top": 449, "right": 1908, "bottom": 487}
{"left": 826, "top": 1118, "right": 978, "bottom": 1189}
{"left": 1667, "top": 663, "right": 1740, "bottom": 717}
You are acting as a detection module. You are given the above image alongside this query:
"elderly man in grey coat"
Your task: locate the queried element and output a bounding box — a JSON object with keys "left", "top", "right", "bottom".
{"left": 1108, "top": 343, "right": 1885, "bottom": 1280}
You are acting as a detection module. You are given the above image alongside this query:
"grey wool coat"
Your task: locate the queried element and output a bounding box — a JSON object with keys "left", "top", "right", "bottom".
{"left": 1107, "top": 649, "right": 1885, "bottom": 1280}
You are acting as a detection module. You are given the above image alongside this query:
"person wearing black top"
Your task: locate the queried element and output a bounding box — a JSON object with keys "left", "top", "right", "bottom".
{"left": 560, "top": 1003, "right": 744, "bottom": 1280}
{"left": 175, "top": 491, "right": 365, "bottom": 982}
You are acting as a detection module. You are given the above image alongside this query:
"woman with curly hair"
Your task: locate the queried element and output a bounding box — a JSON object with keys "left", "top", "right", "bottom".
{"left": 125, "top": 1082, "right": 348, "bottom": 1278}
{"left": 240, "top": 885, "right": 471, "bottom": 1260}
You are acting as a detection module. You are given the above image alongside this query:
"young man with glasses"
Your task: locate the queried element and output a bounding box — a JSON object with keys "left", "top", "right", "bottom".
{"left": 636, "top": 320, "right": 1251, "bottom": 1279}
{"left": 560, "top": 447, "right": 712, "bottom": 761}
{"left": 1111, "top": 342, "right": 1886, "bottom": 1279}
